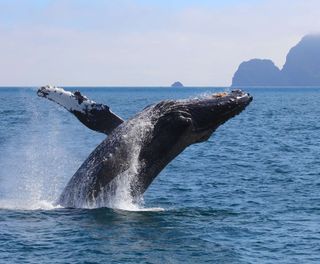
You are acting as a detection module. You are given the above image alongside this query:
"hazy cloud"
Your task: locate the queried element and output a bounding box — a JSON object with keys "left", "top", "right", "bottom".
{"left": 0, "top": 0, "right": 319, "bottom": 86}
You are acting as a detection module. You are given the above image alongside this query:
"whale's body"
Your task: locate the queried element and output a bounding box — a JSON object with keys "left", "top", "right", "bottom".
{"left": 37, "top": 86, "right": 252, "bottom": 208}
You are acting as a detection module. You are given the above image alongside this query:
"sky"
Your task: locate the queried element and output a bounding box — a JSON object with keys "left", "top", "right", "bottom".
{"left": 0, "top": 0, "right": 319, "bottom": 86}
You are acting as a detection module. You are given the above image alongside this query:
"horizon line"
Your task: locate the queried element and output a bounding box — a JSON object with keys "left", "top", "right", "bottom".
{"left": 1, "top": 85, "right": 320, "bottom": 89}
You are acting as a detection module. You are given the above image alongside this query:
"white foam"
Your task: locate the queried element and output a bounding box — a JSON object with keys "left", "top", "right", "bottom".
{"left": 0, "top": 199, "right": 60, "bottom": 210}
{"left": 0, "top": 92, "right": 81, "bottom": 211}
{"left": 113, "top": 207, "right": 165, "bottom": 212}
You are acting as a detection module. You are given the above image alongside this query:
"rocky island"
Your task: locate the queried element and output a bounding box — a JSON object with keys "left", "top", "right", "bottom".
{"left": 232, "top": 35, "right": 320, "bottom": 86}
{"left": 171, "top": 81, "right": 184, "bottom": 87}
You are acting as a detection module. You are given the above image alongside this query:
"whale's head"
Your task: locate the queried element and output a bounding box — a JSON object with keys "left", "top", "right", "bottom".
{"left": 151, "top": 90, "right": 252, "bottom": 146}
{"left": 182, "top": 89, "right": 252, "bottom": 142}
{"left": 136, "top": 89, "right": 253, "bottom": 194}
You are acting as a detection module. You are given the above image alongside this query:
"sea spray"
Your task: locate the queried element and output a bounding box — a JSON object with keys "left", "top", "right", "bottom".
{"left": 0, "top": 90, "right": 82, "bottom": 210}
{"left": 82, "top": 109, "right": 154, "bottom": 210}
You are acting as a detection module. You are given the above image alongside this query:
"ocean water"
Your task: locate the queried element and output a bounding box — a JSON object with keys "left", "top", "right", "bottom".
{"left": 0, "top": 87, "right": 319, "bottom": 263}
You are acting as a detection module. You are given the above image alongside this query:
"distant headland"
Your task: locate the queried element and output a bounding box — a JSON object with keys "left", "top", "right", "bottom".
{"left": 232, "top": 34, "right": 320, "bottom": 86}
{"left": 171, "top": 81, "right": 184, "bottom": 87}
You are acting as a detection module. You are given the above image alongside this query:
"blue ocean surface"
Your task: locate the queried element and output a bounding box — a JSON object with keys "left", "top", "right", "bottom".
{"left": 0, "top": 87, "right": 319, "bottom": 263}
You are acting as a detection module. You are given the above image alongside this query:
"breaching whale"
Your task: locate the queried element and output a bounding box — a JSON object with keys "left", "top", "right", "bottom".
{"left": 37, "top": 86, "right": 252, "bottom": 208}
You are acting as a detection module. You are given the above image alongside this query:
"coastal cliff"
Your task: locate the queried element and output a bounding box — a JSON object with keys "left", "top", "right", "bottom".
{"left": 232, "top": 35, "right": 320, "bottom": 86}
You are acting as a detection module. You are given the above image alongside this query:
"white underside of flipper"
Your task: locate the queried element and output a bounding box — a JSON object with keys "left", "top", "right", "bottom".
{"left": 37, "top": 85, "right": 102, "bottom": 114}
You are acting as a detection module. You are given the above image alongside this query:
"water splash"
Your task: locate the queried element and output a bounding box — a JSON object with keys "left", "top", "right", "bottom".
{"left": 0, "top": 91, "right": 81, "bottom": 210}
{"left": 86, "top": 110, "right": 155, "bottom": 211}
{"left": 0, "top": 91, "right": 162, "bottom": 211}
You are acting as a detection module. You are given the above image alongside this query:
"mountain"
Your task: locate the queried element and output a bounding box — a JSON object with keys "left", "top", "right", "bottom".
{"left": 232, "top": 59, "right": 283, "bottom": 86}
{"left": 232, "top": 35, "right": 320, "bottom": 86}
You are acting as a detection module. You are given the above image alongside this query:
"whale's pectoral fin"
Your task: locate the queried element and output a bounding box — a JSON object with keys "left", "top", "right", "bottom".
{"left": 37, "top": 85, "right": 124, "bottom": 135}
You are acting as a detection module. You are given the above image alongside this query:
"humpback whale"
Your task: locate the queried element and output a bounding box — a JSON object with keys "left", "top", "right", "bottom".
{"left": 37, "top": 86, "right": 252, "bottom": 208}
